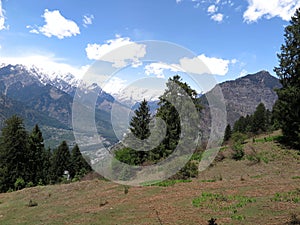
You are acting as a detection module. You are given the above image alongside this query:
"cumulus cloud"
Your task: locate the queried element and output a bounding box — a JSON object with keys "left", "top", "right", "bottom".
{"left": 179, "top": 54, "right": 235, "bottom": 76}
{"left": 83, "top": 14, "right": 94, "bottom": 27}
{"left": 211, "top": 13, "right": 224, "bottom": 22}
{"left": 85, "top": 35, "right": 146, "bottom": 68}
{"left": 243, "top": 0, "right": 300, "bottom": 23}
{"left": 0, "top": 0, "right": 8, "bottom": 30}
{"left": 145, "top": 63, "right": 182, "bottom": 78}
{"left": 144, "top": 55, "right": 235, "bottom": 77}
{"left": 29, "top": 9, "right": 80, "bottom": 39}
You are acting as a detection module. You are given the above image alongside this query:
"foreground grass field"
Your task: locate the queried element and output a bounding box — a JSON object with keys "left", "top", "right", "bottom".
{"left": 0, "top": 132, "right": 299, "bottom": 225}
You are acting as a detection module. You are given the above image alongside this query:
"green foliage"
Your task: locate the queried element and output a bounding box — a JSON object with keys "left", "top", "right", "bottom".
{"left": 69, "top": 144, "right": 92, "bottom": 179}
{"left": 230, "top": 132, "right": 246, "bottom": 160}
{"left": 114, "top": 147, "right": 141, "bottom": 165}
{"left": 273, "top": 9, "right": 300, "bottom": 149}
{"left": 223, "top": 124, "right": 232, "bottom": 143}
{"left": 233, "top": 103, "right": 273, "bottom": 135}
{"left": 192, "top": 192, "right": 256, "bottom": 221}
{"left": 172, "top": 160, "right": 199, "bottom": 180}
{"left": 14, "top": 177, "right": 25, "bottom": 191}
{"left": 251, "top": 103, "right": 267, "bottom": 134}
{"left": 0, "top": 115, "right": 30, "bottom": 192}
{"left": 271, "top": 189, "right": 300, "bottom": 203}
{"left": 232, "top": 142, "right": 245, "bottom": 160}
{"left": 28, "top": 124, "right": 48, "bottom": 185}
{"left": 50, "top": 141, "right": 71, "bottom": 183}
{"left": 151, "top": 75, "right": 202, "bottom": 161}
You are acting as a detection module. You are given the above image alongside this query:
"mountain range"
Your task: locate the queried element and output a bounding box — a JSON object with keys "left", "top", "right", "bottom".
{"left": 0, "top": 64, "right": 281, "bottom": 149}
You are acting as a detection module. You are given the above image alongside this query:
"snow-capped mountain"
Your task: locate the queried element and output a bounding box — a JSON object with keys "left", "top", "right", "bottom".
{"left": 0, "top": 63, "right": 80, "bottom": 95}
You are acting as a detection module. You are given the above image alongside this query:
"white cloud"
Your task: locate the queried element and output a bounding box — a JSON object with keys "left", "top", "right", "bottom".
{"left": 144, "top": 55, "right": 235, "bottom": 77}
{"left": 178, "top": 54, "right": 235, "bottom": 76}
{"left": 145, "top": 63, "right": 182, "bottom": 78}
{"left": 0, "top": 0, "right": 8, "bottom": 30}
{"left": 29, "top": 9, "right": 80, "bottom": 39}
{"left": 176, "top": 0, "right": 183, "bottom": 4}
{"left": 211, "top": 13, "right": 224, "bottom": 22}
{"left": 85, "top": 35, "right": 146, "bottom": 68}
{"left": 83, "top": 14, "right": 94, "bottom": 27}
{"left": 208, "top": 5, "right": 218, "bottom": 14}
{"left": 0, "top": 54, "right": 88, "bottom": 79}
{"left": 243, "top": 0, "right": 300, "bottom": 23}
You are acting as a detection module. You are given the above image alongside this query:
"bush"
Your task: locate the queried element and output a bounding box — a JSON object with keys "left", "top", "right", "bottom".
{"left": 14, "top": 177, "right": 25, "bottom": 191}
{"left": 172, "top": 161, "right": 198, "bottom": 180}
{"left": 232, "top": 142, "right": 244, "bottom": 160}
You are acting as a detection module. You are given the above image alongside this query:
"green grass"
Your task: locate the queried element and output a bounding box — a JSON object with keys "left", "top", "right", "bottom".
{"left": 254, "top": 135, "right": 282, "bottom": 143}
{"left": 192, "top": 192, "right": 256, "bottom": 220}
{"left": 141, "top": 179, "right": 192, "bottom": 187}
{"left": 271, "top": 189, "right": 300, "bottom": 203}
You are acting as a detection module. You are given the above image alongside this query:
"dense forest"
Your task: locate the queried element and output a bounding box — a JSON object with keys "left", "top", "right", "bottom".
{"left": 0, "top": 115, "right": 92, "bottom": 192}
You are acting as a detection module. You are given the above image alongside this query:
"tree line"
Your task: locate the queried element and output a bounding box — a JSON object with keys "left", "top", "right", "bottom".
{"left": 0, "top": 115, "right": 92, "bottom": 192}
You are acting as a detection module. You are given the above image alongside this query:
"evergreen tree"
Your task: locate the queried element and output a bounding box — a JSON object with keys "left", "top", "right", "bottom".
{"left": 70, "top": 144, "right": 92, "bottom": 178}
{"left": 251, "top": 103, "right": 267, "bottom": 134}
{"left": 274, "top": 8, "right": 300, "bottom": 148}
{"left": 42, "top": 147, "right": 52, "bottom": 185}
{"left": 152, "top": 75, "right": 201, "bottom": 160}
{"left": 0, "top": 116, "right": 30, "bottom": 192}
{"left": 28, "top": 124, "right": 46, "bottom": 185}
{"left": 223, "top": 124, "right": 232, "bottom": 143}
{"left": 50, "top": 141, "right": 71, "bottom": 182}
{"left": 130, "top": 99, "right": 151, "bottom": 140}
{"left": 129, "top": 99, "right": 151, "bottom": 163}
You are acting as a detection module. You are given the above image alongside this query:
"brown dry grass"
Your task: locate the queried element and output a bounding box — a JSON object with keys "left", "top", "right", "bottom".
{"left": 0, "top": 132, "right": 299, "bottom": 225}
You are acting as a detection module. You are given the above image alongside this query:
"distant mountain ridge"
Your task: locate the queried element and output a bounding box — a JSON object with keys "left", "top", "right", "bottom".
{"left": 0, "top": 64, "right": 117, "bottom": 148}
{"left": 0, "top": 63, "right": 281, "bottom": 149}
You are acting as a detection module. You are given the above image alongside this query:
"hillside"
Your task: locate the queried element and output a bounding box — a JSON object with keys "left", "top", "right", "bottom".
{"left": 0, "top": 64, "right": 117, "bottom": 147}
{"left": 201, "top": 70, "right": 281, "bottom": 127}
{"left": 0, "top": 131, "right": 299, "bottom": 225}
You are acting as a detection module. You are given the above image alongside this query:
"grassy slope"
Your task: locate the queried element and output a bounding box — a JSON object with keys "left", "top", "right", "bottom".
{"left": 0, "top": 132, "right": 299, "bottom": 225}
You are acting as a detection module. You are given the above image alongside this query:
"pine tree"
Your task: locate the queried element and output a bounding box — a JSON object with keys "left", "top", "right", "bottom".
{"left": 117, "top": 99, "right": 152, "bottom": 164}
{"left": 28, "top": 124, "right": 46, "bottom": 185}
{"left": 223, "top": 124, "right": 232, "bottom": 143}
{"left": 251, "top": 103, "right": 267, "bottom": 134}
{"left": 50, "top": 141, "right": 71, "bottom": 183}
{"left": 274, "top": 8, "right": 300, "bottom": 148}
{"left": 152, "top": 75, "right": 201, "bottom": 160}
{"left": 70, "top": 144, "right": 92, "bottom": 178}
{"left": 130, "top": 99, "right": 151, "bottom": 140}
{"left": 0, "top": 116, "right": 30, "bottom": 192}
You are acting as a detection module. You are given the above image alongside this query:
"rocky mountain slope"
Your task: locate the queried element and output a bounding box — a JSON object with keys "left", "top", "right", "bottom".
{"left": 200, "top": 70, "right": 281, "bottom": 141}
{"left": 0, "top": 64, "right": 117, "bottom": 147}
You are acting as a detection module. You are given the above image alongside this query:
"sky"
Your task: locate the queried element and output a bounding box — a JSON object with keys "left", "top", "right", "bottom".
{"left": 0, "top": 0, "right": 300, "bottom": 95}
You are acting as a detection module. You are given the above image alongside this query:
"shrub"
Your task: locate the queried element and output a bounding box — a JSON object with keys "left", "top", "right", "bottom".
{"left": 14, "top": 177, "right": 25, "bottom": 191}
{"left": 171, "top": 161, "right": 198, "bottom": 180}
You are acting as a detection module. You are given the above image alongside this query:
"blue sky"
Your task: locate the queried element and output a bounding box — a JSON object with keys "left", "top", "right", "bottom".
{"left": 0, "top": 0, "right": 300, "bottom": 94}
